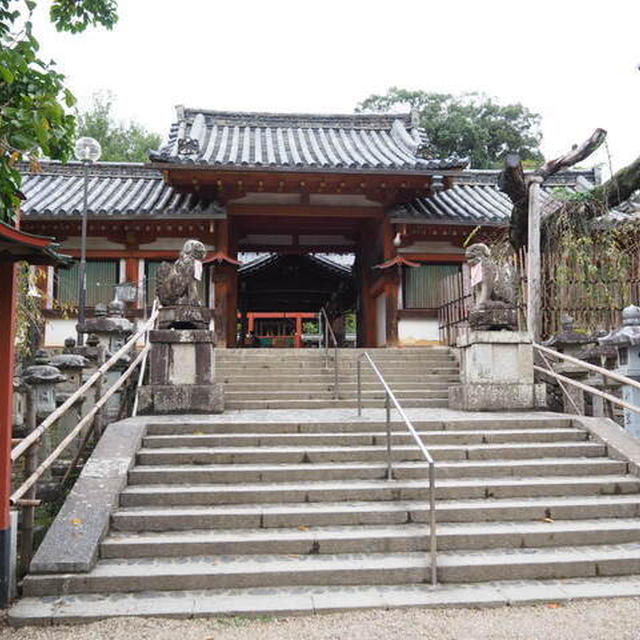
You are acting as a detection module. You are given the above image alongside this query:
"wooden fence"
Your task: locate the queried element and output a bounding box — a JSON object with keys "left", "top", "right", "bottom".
{"left": 438, "top": 248, "right": 640, "bottom": 345}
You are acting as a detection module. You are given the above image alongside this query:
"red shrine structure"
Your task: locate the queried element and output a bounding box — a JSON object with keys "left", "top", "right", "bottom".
{"left": 17, "top": 108, "right": 597, "bottom": 349}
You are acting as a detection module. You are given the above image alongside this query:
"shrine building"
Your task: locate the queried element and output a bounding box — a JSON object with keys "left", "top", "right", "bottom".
{"left": 18, "top": 107, "right": 597, "bottom": 348}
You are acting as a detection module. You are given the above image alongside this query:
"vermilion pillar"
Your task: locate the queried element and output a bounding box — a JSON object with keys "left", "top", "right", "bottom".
{"left": 0, "top": 263, "right": 17, "bottom": 607}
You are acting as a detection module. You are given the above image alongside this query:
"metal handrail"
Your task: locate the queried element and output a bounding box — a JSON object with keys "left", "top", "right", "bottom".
{"left": 10, "top": 306, "right": 159, "bottom": 503}
{"left": 533, "top": 342, "right": 640, "bottom": 417}
{"left": 320, "top": 307, "right": 339, "bottom": 400}
{"left": 357, "top": 352, "right": 437, "bottom": 586}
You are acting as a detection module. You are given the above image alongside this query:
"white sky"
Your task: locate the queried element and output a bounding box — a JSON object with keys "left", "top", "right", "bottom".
{"left": 31, "top": 0, "right": 640, "bottom": 176}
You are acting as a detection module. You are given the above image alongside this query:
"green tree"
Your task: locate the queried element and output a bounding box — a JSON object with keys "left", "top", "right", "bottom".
{"left": 0, "top": 0, "right": 117, "bottom": 224}
{"left": 76, "top": 92, "right": 161, "bottom": 162}
{"left": 357, "top": 88, "right": 543, "bottom": 169}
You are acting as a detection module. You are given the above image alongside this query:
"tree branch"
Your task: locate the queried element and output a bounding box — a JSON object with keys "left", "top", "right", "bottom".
{"left": 591, "top": 154, "right": 640, "bottom": 210}
{"left": 537, "top": 128, "right": 607, "bottom": 180}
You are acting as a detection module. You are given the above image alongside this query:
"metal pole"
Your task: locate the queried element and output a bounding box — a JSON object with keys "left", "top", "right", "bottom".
{"left": 77, "top": 160, "right": 89, "bottom": 346}
{"left": 333, "top": 342, "right": 338, "bottom": 400}
{"left": 429, "top": 461, "right": 437, "bottom": 586}
{"left": 19, "top": 388, "right": 37, "bottom": 577}
{"left": 357, "top": 357, "right": 362, "bottom": 416}
{"left": 385, "top": 392, "right": 392, "bottom": 480}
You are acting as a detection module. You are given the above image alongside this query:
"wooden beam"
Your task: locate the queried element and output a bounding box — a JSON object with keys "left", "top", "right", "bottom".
{"left": 229, "top": 204, "right": 383, "bottom": 219}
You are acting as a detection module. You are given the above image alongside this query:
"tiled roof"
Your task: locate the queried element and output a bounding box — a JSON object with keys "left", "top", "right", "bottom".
{"left": 390, "top": 169, "right": 600, "bottom": 226}
{"left": 19, "top": 162, "right": 599, "bottom": 228}
{"left": 148, "top": 107, "right": 468, "bottom": 173}
{"left": 19, "top": 162, "right": 223, "bottom": 219}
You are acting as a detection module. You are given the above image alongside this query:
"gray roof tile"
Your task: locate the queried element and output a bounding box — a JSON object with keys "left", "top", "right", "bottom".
{"left": 148, "top": 108, "right": 468, "bottom": 173}
{"left": 390, "top": 169, "right": 599, "bottom": 226}
{"left": 19, "top": 162, "right": 223, "bottom": 219}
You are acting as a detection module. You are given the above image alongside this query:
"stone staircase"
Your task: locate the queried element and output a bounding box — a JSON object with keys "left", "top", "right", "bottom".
{"left": 217, "top": 347, "right": 458, "bottom": 409}
{"left": 12, "top": 404, "right": 640, "bottom": 623}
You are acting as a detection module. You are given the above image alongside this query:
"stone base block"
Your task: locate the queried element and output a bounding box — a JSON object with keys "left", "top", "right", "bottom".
{"left": 449, "top": 383, "right": 546, "bottom": 411}
{"left": 138, "top": 384, "right": 224, "bottom": 415}
{"left": 158, "top": 305, "right": 211, "bottom": 330}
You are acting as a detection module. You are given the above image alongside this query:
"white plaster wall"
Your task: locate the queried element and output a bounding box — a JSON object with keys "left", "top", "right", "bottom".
{"left": 44, "top": 318, "right": 77, "bottom": 347}
{"left": 376, "top": 294, "right": 386, "bottom": 347}
{"left": 399, "top": 318, "right": 440, "bottom": 344}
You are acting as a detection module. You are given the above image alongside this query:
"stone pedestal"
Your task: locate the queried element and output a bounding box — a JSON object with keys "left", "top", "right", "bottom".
{"left": 449, "top": 331, "right": 545, "bottom": 411}
{"left": 139, "top": 329, "right": 223, "bottom": 414}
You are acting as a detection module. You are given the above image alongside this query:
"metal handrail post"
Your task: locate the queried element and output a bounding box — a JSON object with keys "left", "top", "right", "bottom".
{"left": 429, "top": 461, "right": 437, "bottom": 586}
{"left": 385, "top": 392, "right": 392, "bottom": 480}
{"left": 357, "top": 357, "right": 362, "bottom": 416}
{"left": 333, "top": 341, "right": 338, "bottom": 400}
{"left": 320, "top": 307, "right": 340, "bottom": 400}
{"left": 358, "top": 350, "right": 438, "bottom": 586}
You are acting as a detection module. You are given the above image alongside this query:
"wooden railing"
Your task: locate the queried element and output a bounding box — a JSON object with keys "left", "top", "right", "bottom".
{"left": 10, "top": 304, "right": 158, "bottom": 573}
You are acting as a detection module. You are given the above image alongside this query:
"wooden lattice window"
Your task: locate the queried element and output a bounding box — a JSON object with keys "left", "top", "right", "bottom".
{"left": 404, "top": 263, "right": 460, "bottom": 309}
{"left": 54, "top": 260, "right": 119, "bottom": 307}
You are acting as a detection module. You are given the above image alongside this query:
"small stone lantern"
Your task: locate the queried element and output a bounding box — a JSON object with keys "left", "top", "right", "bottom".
{"left": 22, "top": 350, "right": 66, "bottom": 418}
{"left": 77, "top": 300, "right": 134, "bottom": 355}
{"left": 542, "top": 315, "right": 595, "bottom": 414}
{"left": 50, "top": 354, "right": 90, "bottom": 394}
{"left": 50, "top": 353, "right": 90, "bottom": 457}
{"left": 599, "top": 305, "right": 640, "bottom": 436}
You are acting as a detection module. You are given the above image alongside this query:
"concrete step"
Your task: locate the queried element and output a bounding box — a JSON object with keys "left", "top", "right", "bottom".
{"left": 119, "top": 475, "right": 640, "bottom": 507}
{"left": 223, "top": 398, "right": 450, "bottom": 410}
{"left": 110, "top": 494, "right": 640, "bottom": 532}
{"left": 218, "top": 364, "right": 458, "bottom": 374}
{"left": 222, "top": 381, "right": 455, "bottom": 392}
{"left": 128, "top": 458, "right": 628, "bottom": 485}
{"left": 144, "top": 418, "right": 575, "bottom": 436}
{"left": 141, "top": 428, "right": 588, "bottom": 449}
{"left": 22, "top": 543, "right": 640, "bottom": 596}
{"left": 222, "top": 389, "right": 449, "bottom": 402}
{"left": 15, "top": 575, "right": 640, "bottom": 624}
{"left": 101, "top": 519, "right": 640, "bottom": 559}
{"left": 135, "top": 441, "right": 606, "bottom": 466}
{"left": 219, "top": 373, "right": 460, "bottom": 383}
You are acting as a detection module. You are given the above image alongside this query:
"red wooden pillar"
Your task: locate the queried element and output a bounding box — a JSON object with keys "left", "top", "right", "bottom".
{"left": 125, "top": 258, "right": 138, "bottom": 309}
{"left": 295, "top": 316, "right": 303, "bottom": 348}
{"left": 0, "top": 264, "right": 17, "bottom": 606}
{"left": 383, "top": 217, "right": 399, "bottom": 347}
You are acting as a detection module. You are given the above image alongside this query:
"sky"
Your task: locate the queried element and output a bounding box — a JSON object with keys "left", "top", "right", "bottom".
{"left": 31, "top": 0, "right": 640, "bottom": 176}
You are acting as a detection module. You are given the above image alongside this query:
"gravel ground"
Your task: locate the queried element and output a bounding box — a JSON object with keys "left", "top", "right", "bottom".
{"left": 2, "top": 599, "right": 640, "bottom": 640}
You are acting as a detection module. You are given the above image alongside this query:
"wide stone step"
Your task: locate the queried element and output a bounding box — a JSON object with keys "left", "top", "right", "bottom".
{"left": 219, "top": 374, "right": 460, "bottom": 384}
{"left": 223, "top": 389, "right": 448, "bottom": 402}
{"left": 23, "top": 553, "right": 430, "bottom": 596}
{"left": 144, "top": 417, "right": 575, "bottom": 436}
{"left": 16, "top": 575, "right": 640, "bottom": 624}
{"left": 110, "top": 494, "right": 640, "bottom": 532}
{"left": 119, "top": 475, "right": 640, "bottom": 507}
{"left": 135, "top": 442, "right": 606, "bottom": 466}
{"left": 141, "top": 428, "right": 587, "bottom": 449}
{"left": 22, "top": 543, "right": 640, "bottom": 596}
{"left": 128, "top": 457, "right": 628, "bottom": 485}
{"left": 223, "top": 398, "right": 450, "bottom": 410}
{"left": 222, "top": 381, "right": 455, "bottom": 392}
{"left": 101, "top": 519, "right": 640, "bottom": 559}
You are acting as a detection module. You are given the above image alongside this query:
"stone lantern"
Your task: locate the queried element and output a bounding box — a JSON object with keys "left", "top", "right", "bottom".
{"left": 77, "top": 299, "right": 134, "bottom": 356}
{"left": 542, "top": 315, "right": 596, "bottom": 414}
{"left": 22, "top": 351, "right": 66, "bottom": 482}
{"left": 22, "top": 350, "right": 66, "bottom": 418}
{"left": 50, "top": 354, "right": 90, "bottom": 394}
{"left": 598, "top": 305, "right": 640, "bottom": 436}
{"left": 49, "top": 353, "right": 91, "bottom": 455}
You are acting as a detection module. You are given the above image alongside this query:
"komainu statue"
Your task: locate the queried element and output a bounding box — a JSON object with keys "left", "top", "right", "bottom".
{"left": 156, "top": 239, "right": 207, "bottom": 306}
{"left": 465, "top": 243, "right": 517, "bottom": 331}
{"left": 156, "top": 239, "right": 211, "bottom": 329}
